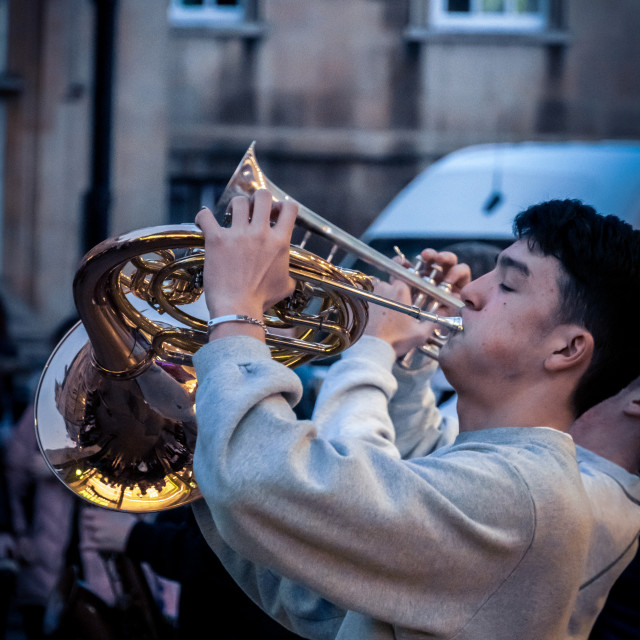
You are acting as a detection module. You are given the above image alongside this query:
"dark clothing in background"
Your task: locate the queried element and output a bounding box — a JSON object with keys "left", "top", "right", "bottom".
{"left": 589, "top": 543, "right": 640, "bottom": 639}
{"left": 126, "top": 506, "right": 304, "bottom": 640}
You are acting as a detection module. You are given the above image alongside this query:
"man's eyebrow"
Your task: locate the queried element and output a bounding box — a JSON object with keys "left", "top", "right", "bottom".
{"left": 497, "top": 254, "right": 530, "bottom": 277}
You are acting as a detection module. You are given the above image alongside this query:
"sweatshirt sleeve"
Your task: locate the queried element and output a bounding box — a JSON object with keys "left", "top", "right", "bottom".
{"left": 192, "top": 335, "right": 536, "bottom": 634}
{"left": 312, "top": 336, "right": 457, "bottom": 459}
{"left": 191, "top": 499, "right": 346, "bottom": 640}
{"left": 310, "top": 336, "right": 398, "bottom": 453}
{"left": 389, "top": 359, "right": 459, "bottom": 457}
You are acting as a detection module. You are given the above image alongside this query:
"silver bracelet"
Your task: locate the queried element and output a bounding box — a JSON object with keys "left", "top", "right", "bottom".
{"left": 207, "top": 314, "right": 268, "bottom": 333}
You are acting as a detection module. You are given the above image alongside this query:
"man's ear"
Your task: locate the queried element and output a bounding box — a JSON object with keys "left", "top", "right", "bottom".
{"left": 544, "top": 325, "right": 594, "bottom": 373}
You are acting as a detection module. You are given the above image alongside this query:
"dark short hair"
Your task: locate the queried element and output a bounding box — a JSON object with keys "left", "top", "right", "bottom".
{"left": 513, "top": 199, "right": 640, "bottom": 416}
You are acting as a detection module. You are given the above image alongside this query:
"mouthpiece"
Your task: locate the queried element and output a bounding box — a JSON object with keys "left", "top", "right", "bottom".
{"left": 416, "top": 310, "right": 464, "bottom": 332}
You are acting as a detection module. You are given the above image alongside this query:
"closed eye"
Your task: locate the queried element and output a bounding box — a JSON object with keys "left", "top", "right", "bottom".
{"left": 499, "top": 283, "right": 515, "bottom": 292}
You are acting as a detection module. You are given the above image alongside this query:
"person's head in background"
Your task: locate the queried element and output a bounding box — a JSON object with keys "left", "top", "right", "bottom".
{"left": 442, "top": 241, "right": 501, "bottom": 281}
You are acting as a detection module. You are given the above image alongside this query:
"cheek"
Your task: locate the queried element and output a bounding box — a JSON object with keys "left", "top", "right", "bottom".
{"left": 478, "top": 307, "right": 553, "bottom": 374}
{"left": 468, "top": 325, "right": 516, "bottom": 362}
{"left": 452, "top": 309, "right": 527, "bottom": 371}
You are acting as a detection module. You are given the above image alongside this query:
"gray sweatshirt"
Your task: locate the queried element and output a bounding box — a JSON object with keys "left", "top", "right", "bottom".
{"left": 192, "top": 335, "right": 594, "bottom": 639}
{"left": 315, "top": 336, "right": 640, "bottom": 638}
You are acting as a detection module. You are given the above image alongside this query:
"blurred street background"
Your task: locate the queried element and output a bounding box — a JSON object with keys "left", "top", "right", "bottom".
{"left": 0, "top": 1, "right": 639, "bottom": 638}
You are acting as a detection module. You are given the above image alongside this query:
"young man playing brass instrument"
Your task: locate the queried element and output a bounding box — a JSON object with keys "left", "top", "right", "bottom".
{"left": 191, "top": 191, "right": 640, "bottom": 639}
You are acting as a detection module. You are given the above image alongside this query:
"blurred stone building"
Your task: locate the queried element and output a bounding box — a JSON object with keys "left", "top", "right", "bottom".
{"left": 0, "top": 0, "right": 639, "bottom": 374}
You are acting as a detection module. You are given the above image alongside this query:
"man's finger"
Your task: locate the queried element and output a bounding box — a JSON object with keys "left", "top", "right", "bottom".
{"left": 228, "top": 196, "right": 251, "bottom": 229}
{"left": 250, "top": 189, "right": 275, "bottom": 227}
{"left": 274, "top": 199, "right": 298, "bottom": 237}
{"left": 443, "top": 263, "right": 472, "bottom": 289}
{"left": 195, "top": 206, "right": 221, "bottom": 233}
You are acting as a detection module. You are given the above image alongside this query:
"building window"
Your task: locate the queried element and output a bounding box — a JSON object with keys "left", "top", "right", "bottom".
{"left": 168, "top": 0, "right": 253, "bottom": 27}
{"left": 430, "top": 0, "right": 548, "bottom": 31}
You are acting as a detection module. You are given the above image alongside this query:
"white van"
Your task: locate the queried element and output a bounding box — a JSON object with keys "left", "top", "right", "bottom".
{"left": 356, "top": 141, "right": 640, "bottom": 271}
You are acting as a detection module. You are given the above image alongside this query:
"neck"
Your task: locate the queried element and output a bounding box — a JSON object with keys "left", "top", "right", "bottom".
{"left": 456, "top": 383, "right": 575, "bottom": 433}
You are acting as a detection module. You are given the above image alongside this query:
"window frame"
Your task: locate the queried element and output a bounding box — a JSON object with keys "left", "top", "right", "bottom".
{"left": 168, "top": 0, "right": 249, "bottom": 28}
{"left": 429, "top": 0, "right": 549, "bottom": 33}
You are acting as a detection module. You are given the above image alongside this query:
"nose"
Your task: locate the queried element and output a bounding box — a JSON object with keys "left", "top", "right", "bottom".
{"left": 460, "top": 272, "right": 490, "bottom": 311}
{"left": 460, "top": 283, "right": 477, "bottom": 310}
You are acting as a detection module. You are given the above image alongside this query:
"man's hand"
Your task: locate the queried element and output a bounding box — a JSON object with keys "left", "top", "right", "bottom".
{"left": 365, "top": 249, "right": 471, "bottom": 358}
{"left": 417, "top": 248, "right": 472, "bottom": 299}
{"left": 196, "top": 189, "right": 298, "bottom": 341}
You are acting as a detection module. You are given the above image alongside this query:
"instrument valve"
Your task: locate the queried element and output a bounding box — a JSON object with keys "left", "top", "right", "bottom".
{"left": 298, "top": 230, "right": 312, "bottom": 249}
{"left": 425, "top": 263, "right": 443, "bottom": 286}
{"left": 410, "top": 253, "right": 425, "bottom": 275}
{"left": 393, "top": 245, "right": 407, "bottom": 264}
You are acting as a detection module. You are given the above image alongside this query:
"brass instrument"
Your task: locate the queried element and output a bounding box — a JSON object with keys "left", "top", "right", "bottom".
{"left": 35, "top": 142, "right": 463, "bottom": 513}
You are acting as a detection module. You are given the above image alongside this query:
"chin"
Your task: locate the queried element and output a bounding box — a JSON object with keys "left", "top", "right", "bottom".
{"left": 439, "top": 336, "right": 457, "bottom": 361}
{"left": 438, "top": 344, "right": 453, "bottom": 373}
{"left": 438, "top": 340, "right": 463, "bottom": 384}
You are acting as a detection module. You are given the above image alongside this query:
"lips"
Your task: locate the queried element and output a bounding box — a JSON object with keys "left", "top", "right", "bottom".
{"left": 450, "top": 309, "right": 468, "bottom": 337}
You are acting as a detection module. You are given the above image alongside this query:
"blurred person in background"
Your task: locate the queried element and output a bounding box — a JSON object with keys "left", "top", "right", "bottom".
{"left": 5, "top": 401, "right": 76, "bottom": 640}
{"left": 0, "top": 292, "right": 23, "bottom": 637}
{"left": 81, "top": 504, "right": 305, "bottom": 640}
{"left": 0, "top": 441, "right": 17, "bottom": 638}
{"left": 4, "top": 317, "right": 79, "bottom": 640}
{"left": 0, "top": 292, "right": 20, "bottom": 435}
{"left": 572, "top": 380, "right": 640, "bottom": 640}
{"left": 4, "top": 315, "right": 177, "bottom": 640}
